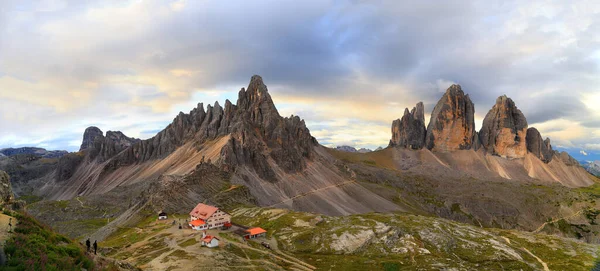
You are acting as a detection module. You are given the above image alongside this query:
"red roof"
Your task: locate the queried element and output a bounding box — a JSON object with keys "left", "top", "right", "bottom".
{"left": 189, "top": 203, "right": 218, "bottom": 220}
{"left": 246, "top": 227, "right": 267, "bottom": 235}
{"left": 202, "top": 235, "right": 218, "bottom": 243}
{"left": 190, "top": 219, "right": 206, "bottom": 226}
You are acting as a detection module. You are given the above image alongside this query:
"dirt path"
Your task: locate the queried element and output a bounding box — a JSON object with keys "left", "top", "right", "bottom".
{"left": 268, "top": 180, "right": 357, "bottom": 207}
{"left": 502, "top": 236, "right": 550, "bottom": 271}
{"left": 76, "top": 197, "right": 85, "bottom": 208}
{"left": 229, "top": 240, "right": 315, "bottom": 271}
{"left": 532, "top": 210, "right": 584, "bottom": 233}
{"left": 522, "top": 247, "right": 550, "bottom": 271}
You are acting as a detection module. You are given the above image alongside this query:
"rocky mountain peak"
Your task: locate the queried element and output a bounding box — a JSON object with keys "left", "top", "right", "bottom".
{"left": 425, "top": 84, "right": 475, "bottom": 151}
{"left": 236, "top": 75, "right": 280, "bottom": 129}
{"left": 96, "top": 75, "right": 315, "bottom": 182}
{"left": 390, "top": 102, "right": 426, "bottom": 149}
{"left": 479, "top": 95, "right": 528, "bottom": 159}
{"left": 79, "top": 126, "right": 104, "bottom": 152}
{"left": 526, "top": 128, "right": 553, "bottom": 163}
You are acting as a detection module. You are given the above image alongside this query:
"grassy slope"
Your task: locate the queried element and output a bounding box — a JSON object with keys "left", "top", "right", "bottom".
{"left": 231, "top": 207, "right": 600, "bottom": 271}
{"left": 2, "top": 210, "right": 97, "bottom": 271}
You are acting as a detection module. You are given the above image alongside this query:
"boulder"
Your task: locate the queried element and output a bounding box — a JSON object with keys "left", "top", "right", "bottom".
{"left": 526, "top": 128, "right": 553, "bottom": 163}
{"left": 479, "top": 95, "right": 528, "bottom": 159}
{"left": 425, "top": 85, "right": 476, "bottom": 151}
{"left": 390, "top": 102, "right": 427, "bottom": 149}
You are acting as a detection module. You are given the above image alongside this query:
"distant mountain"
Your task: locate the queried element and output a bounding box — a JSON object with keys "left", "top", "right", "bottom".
{"left": 0, "top": 147, "right": 68, "bottom": 158}
{"left": 335, "top": 146, "right": 372, "bottom": 153}
{"left": 582, "top": 161, "right": 600, "bottom": 177}
{"left": 335, "top": 145, "right": 357, "bottom": 152}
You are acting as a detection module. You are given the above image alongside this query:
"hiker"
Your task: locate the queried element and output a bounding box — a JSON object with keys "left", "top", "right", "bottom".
{"left": 86, "top": 239, "right": 91, "bottom": 253}
{"left": 93, "top": 240, "right": 97, "bottom": 255}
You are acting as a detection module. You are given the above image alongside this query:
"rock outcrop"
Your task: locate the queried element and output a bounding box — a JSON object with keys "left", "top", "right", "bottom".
{"left": 79, "top": 126, "right": 103, "bottom": 152}
{"left": 78, "top": 127, "right": 139, "bottom": 162}
{"left": 425, "top": 85, "right": 476, "bottom": 151}
{"left": 479, "top": 96, "right": 528, "bottom": 159}
{"left": 526, "top": 128, "right": 553, "bottom": 163}
{"left": 556, "top": 151, "right": 579, "bottom": 166}
{"left": 390, "top": 102, "right": 426, "bottom": 149}
{"left": 0, "top": 171, "right": 14, "bottom": 204}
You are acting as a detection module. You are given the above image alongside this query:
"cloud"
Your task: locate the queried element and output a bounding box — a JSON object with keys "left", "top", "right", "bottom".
{"left": 581, "top": 150, "right": 588, "bottom": 156}
{"left": 0, "top": 0, "right": 599, "bottom": 153}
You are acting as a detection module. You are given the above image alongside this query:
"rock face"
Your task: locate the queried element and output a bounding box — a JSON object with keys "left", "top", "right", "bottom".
{"left": 479, "top": 96, "right": 528, "bottom": 159}
{"left": 390, "top": 102, "right": 426, "bottom": 149}
{"left": 0, "top": 171, "right": 14, "bottom": 204}
{"left": 472, "top": 132, "right": 482, "bottom": 151}
{"left": 425, "top": 85, "right": 476, "bottom": 151}
{"left": 219, "top": 75, "right": 316, "bottom": 179}
{"left": 79, "top": 127, "right": 104, "bottom": 152}
{"left": 526, "top": 128, "right": 553, "bottom": 163}
{"left": 78, "top": 127, "right": 139, "bottom": 162}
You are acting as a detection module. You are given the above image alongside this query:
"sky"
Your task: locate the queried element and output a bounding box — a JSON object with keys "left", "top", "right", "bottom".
{"left": 0, "top": 0, "right": 599, "bottom": 162}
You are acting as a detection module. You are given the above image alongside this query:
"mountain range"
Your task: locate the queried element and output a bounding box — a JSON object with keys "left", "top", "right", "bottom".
{"left": 1, "top": 75, "right": 600, "bottom": 270}
{"left": 0, "top": 147, "right": 68, "bottom": 158}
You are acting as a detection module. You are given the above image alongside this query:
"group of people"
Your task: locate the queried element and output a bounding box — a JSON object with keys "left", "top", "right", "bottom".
{"left": 86, "top": 239, "right": 97, "bottom": 255}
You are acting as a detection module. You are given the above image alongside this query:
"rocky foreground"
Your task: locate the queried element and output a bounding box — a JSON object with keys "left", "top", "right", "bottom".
{"left": 232, "top": 207, "right": 600, "bottom": 270}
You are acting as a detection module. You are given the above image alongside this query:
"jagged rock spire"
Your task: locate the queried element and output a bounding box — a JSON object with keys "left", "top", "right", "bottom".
{"left": 389, "top": 102, "right": 426, "bottom": 149}
{"left": 425, "top": 84, "right": 476, "bottom": 151}
{"left": 479, "top": 95, "right": 528, "bottom": 159}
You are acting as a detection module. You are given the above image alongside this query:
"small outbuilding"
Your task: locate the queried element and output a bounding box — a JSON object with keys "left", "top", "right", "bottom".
{"left": 201, "top": 235, "right": 219, "bottom": 248}
{"left": 158, "top": 212, "right": 168, "bottom": 220}
{"left": 244, "top": 227, "right": 267, "bottom": 239}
